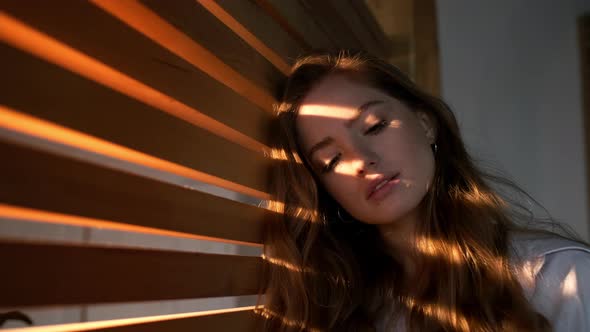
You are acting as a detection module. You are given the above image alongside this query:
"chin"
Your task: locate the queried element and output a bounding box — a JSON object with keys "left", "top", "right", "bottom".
{"left": 360, "top": 210, "right": 405, "bottom": 225}
{"left": 364, "top": 199, "right": 420, "bottom": 225}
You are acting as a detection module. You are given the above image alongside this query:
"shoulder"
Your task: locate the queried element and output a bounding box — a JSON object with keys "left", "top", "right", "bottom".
{"left": 509, "top": 231, "right": 590, "bottom": 331}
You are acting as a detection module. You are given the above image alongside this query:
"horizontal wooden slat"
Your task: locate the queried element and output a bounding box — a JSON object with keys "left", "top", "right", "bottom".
{"left": 0, "top": 239, "right": 262, "bottom": 306}
{"left": 91, "top": 0, "right": 276, "bottom": 112}
{"left": 299, "top": 1, "right": 365, "bottom": 51}
{"left": 0, "top": 44, "right": 271, "bottom": 197}
{"left": 258, "top": 0, "right": 335, "bottom": 49}
{"left": 141, "top": 0, "right": 286, "bottom": 93}
{"left": 93, "top": 309, "right": 257, "bottom": 332}
{"left": 254, "top": 0, "right": 390, "bottom": 57}
{"left": 364, "top": 0, "right": 416, "bottom": 77}
{"left": 0, "top": 0, "right": 273, "bottom": 146}
{"left": 329, "top": 0, "right": 391, "bottom": 58}
{"left": 214, "top": 0, "right": 305, "bottom": 62}
{"left": 1, "top": 307, "right": 259, "bottom": 332}
{"left": 349, "top": 0, "right": 392, "bottom": 56}
{"left": 5, "top": 307, "right": 259, "bottom": 332}
{"left": 194, "top": 0, "right": 291, "bottom": 75}
{"left": 0, "top": 140, "right": 271, "bottom": 246}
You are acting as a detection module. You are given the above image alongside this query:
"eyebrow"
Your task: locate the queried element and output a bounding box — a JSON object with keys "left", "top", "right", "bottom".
{"left": 306, "top": 100, "right": 384, "bottom": 160}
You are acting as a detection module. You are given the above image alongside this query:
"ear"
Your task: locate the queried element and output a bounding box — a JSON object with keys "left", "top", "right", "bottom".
{"left": 416, "top": 111, "right": 437, "bottom": 144}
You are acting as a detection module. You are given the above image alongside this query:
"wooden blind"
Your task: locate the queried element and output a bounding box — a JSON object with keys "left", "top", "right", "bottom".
{"left": 0, "top": 0, "right": 438, "bottom": 330}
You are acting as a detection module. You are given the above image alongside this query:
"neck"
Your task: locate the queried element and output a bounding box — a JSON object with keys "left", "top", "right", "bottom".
{"left": 376, "top": 206, "right": 424, "bottom": 280}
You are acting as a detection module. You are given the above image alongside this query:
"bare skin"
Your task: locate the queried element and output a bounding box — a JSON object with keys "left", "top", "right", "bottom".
{"left": 295, "top": 73, "right": 437, "bottom": 275}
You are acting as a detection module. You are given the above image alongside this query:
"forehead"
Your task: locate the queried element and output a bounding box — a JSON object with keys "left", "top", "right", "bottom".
{"left": 299, "top": 74, "right": 383, "bottom": 109}
{"left": 295, "top": 75, "right": 388, "bottom": 145}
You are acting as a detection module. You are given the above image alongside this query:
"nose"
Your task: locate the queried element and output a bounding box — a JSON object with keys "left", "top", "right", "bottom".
{"left": 357, "top": 160, "right": 377, "bottom": 177}
{"left": 347, "top": 136, "right": 378, "bottom": 177}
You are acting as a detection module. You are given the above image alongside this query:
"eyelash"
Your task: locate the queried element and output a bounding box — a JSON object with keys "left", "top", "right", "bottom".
{"left": 320, "top": 120, "right": 388, "bottom": 174}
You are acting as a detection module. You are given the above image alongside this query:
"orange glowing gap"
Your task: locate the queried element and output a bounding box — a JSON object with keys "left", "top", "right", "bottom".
{"left": 195, "top": 0, "right": 291, "bottom": 75}
{"left": 0, "top": 204, "right": 262, "bottom": 247}
{"left": 90, "top": 0, "right": 276, "bottom": 112}
{"left": 0, "top": 306, "right": 256, "bottom": 332}
{"left": 0, "top": 105, "right": 270, "bottom": 201}
{"left": 0, "top": 12, "right": 268, "bottom": 156}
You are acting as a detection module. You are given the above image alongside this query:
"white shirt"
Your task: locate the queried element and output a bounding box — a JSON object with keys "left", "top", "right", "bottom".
{"left": 511, "top": 232, "right": 590, "bottom": 331}
{"left": 375, "top": 232, "right": 590, "bottom": 331}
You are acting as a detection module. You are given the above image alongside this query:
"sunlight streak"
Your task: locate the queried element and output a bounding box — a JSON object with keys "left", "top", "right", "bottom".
{"left": 0, "top": 105, "right": 269, "bottom": 200}
{"left": 253, "top": 307, "right": 321, "bottom": 332}
{"left": 195, "top": 0, "right": 290, "bottom": 74}
{"left": 261, "top": 254, "right": 310, "bottom": 273}
{"left": 299, "top": 104, "right": 358, "bottom": 120}
{"left": 449, "top": 183, "right": 507, "bottom": 209}
{"left": 415, "top": 236, "right": 463, "bottom": 264}
{"left": 265, "top": 200, "right": 319, "bottom": 222}
{"left": 90, "top": 0, "right": 275, "bottom": 112}
{"left": 0, "top": 306, "right": 256, "bottom": 332}
{"left": 561, "top": 266, "right": 578, "bottom": 297}
{"left": 298, "top": 104, "right": 402, "bottom": 130}
{"left": 0, "top": 12, "right": 268, "bottom": 155}
{"left": 0, "top": 204, "right": 262, "bottom": 247}
{"left": 400, "top": 296, "right": 470, "bottom": 332}
{"left": 410, "top": 235, "right": 507, "bottom": 283}
{"left": 266, "top": 147, "right": 303, "bottom": 163}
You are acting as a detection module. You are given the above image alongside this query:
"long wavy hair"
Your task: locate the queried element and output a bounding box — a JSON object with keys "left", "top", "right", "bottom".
{"left": 254, "top": 49, "right": 584, "bottom": 331}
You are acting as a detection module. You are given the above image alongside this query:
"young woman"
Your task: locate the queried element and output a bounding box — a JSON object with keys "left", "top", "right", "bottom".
{"left": 256, "top": 49, "right": 590, "bottom": 331}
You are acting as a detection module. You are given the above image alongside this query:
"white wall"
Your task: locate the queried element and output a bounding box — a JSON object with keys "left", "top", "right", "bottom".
{"left": 436, "top": 0, "right": 590, "bottom": 240}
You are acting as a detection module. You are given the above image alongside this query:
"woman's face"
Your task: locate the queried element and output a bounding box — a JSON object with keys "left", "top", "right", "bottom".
{"left": 295, "top": 74, "right": 436, "bottom": 226}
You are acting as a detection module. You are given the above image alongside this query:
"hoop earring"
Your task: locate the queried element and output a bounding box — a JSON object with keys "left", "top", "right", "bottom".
{"left": 336, "top": 207, "right": 353, "bottom": 224}
{"left": 335, "top": 207, "right": 368, "bottom": 237}
{"left": 336, "top": 207, "right": 346, "bottom": 222}
{"left": 431, "top": 143, "right": 438, "bottom": 154}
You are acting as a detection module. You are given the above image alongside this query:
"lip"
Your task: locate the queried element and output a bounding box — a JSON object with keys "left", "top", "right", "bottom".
{"left": 366, "top": 172, "right": 400, "bottom": 200}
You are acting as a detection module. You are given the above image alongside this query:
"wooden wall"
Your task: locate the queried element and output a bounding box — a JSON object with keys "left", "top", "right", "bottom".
{"left": 0, "top": 0, "right": 438, "bottom": 329}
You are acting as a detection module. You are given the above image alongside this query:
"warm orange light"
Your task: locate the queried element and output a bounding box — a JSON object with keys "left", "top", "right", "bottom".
{"left": 0, "top": 105, "right": 270, "bottom": 200}
{"left": 400, "top": 296, "right": 470, "bottom": 332}
{"left": 299, "top": 104, "right": 402, "bottom": 130}
{"left": 449, "top": 183, "right": 507, "bottom": 208}
{"left": 90, "top": 0, "right": 276, "bottom": 112}
{"left": 195, "top": 0, "right": 290, "bottom": 75}
{"left": 0, "top": 204, "right": 262, "bottom": 248}
{"left": 254, "top": 307, "right": 321, "bottom": 332}
{"left": 261, "top": 253, "right": 310, "bottom": 273}
{"left": 264, "top": 200, "right": 320, "bottom": 223}
{"left": 414, "top": 236, "right": 464, "bottom": 264}
{"left": 0, "top": 306, "right": 256, "bottom": 332}
{"left": 299, "top": 104, "right": 363, "bottom": 121}
{"left": 413, "top": 235, "right": 507, "bottom": 281}
{"left": 0, "top": 12, "right": 268, "bottom": 156}
{"left": 266, "top": 148, "right": 303, "bottom": 163}
{"left": 296, "top": 106, "right": 403, "bottom": 177}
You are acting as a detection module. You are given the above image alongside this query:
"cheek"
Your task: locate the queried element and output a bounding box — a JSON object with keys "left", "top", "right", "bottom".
{"left": 405, "top": 142, "right": 436, "bottom": 198}
{"left": 404, "top": 132, "right": 433, "bottom": 169}
{"left": 384, "top": 128, "right": 434, "bottom": 189}
{"left": 319, "top": 176, "right": 362, "bottom": 215}
{"left": 418, "top": 148, "right": 436, "bottom": 188}
{"left": 323, "top": 176, "right": 355, "bottom": 202}
{"left": 376, "top": 127, "right": 424, "bottom": 163}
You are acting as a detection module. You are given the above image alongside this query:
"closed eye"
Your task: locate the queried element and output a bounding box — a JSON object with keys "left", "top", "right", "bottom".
{"left": 364, "top": 119, "right": 388, "bottom": 135}
{"left": 321, "top": 119, "right": 388, "bottom": 174}
{"left": 321, "top": 152, "right": 341, "bottom": 173}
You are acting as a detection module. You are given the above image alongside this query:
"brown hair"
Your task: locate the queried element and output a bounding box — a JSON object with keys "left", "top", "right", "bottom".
{"left": 255, "top": 49, "right": 583, "bottom": 331}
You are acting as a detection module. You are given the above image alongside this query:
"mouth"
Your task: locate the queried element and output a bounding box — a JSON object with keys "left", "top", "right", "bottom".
{"left": 366, "top": 172, "right": 400, "bottom": 200}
